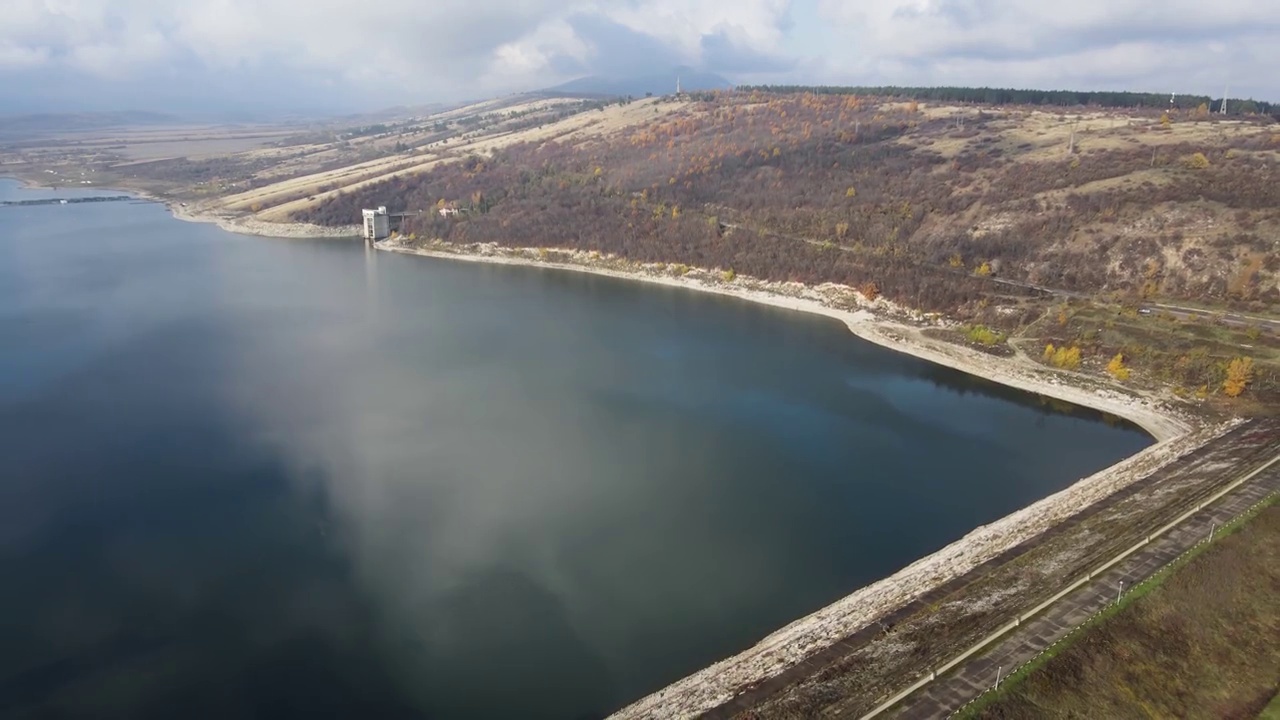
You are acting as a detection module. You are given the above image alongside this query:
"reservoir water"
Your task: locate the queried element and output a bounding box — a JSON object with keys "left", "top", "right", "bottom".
{"left": 0, "top": 178, "right": 1151, "bottom": 719}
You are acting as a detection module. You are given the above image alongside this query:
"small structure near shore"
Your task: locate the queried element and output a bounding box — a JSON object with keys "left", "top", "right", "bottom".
{"left": 362, "top": 206, "right": 391, "bottom": 242}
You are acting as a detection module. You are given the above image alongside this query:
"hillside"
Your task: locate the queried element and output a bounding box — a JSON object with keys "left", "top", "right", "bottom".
{"left": 295, "top": 92, "right": 1280, "bottom": 305}
{"left": 280, "top": 91, "right": 1280, "bottom": 403}
{"left": 5, "top": 88, "right": 1278, "bottom": 405}
{"left": 550, "top": 69, "right": 732, "bottom": 97}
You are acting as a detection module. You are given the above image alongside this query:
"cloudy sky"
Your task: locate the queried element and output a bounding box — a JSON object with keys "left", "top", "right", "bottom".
{"left": 2, "top": 0, "right": 1278, "bottom": 116}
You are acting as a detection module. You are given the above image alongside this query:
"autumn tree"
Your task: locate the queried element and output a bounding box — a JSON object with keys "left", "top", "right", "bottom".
{"left": 1183, "top": 152, "right": 1210, "bottom": 170}
{"left": 1106, "top": 353, "right": 1131, "bottom": 381}
{"left": 1047, "top": 345, "right": 1082, "bottom": 370}
{"left": 860, "top": 281, "right": 880, "bottom": 302}
{"left": 1223, "top": 357, "right": 1254, "bottom": 397}
{"left": 974, "top": 262, "right": 992, "bottom": 277}
{"left": 965, "top": 325, "right": 1004, "bottom": 345}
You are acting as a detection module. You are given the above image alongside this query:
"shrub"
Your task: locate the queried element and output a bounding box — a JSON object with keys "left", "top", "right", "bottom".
{"left": 965, "top": 325, "right": 1005, "bottom": 345}
{"left": 1106, "top": 353, "right": 1131, "bottom": 381}
{"left": 1223, "top": 357, "right": 1254, "bottom": 397}
{"left": 1183, "top": 152, "right": 1210, "bottom": 170}
{"left": 1047, "top": 345, "right": 1082, "bottom": 370}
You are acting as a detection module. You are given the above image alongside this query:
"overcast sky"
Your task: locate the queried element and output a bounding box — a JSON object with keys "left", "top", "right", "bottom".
{"left": 2, "top": 0, "right": 1278, "bottom": 116}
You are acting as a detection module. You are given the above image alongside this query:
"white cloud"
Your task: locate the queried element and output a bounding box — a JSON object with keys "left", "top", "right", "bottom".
{"left": 605, "top": 0, "right": 791, "bottom": 59}
{"left": 0, "top": 41, "right": 50, "bottom": 69}
{"left": 0, "top": 1, "right": 790, "bottom": 95}
{"left": 813, "top": 0, "right": 1280, "bottom": 98}
{"left": 0, "top": 0, "right": 1276, "bottom": 112}
{"left": 486, "top": 18, "right": 592, "bottom": 85}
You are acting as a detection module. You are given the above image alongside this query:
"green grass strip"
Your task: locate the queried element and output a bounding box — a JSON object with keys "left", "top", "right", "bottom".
{"left": 1259, "top": 690, "right": 1280, "bottom": 720}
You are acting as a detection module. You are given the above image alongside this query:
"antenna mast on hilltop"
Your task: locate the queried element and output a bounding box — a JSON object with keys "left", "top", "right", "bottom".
{"left": 1221, "top": 84, "right": 1229, "bottom": 115}
{"left": 676, "top": 75, "right": 682, "bottom": 96}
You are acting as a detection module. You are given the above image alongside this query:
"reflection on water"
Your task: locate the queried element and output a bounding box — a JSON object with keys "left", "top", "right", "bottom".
{"left": 0, "top": 180, "right": 1152, "bottom": 719}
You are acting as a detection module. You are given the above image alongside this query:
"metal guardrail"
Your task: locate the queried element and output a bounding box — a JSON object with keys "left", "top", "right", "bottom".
{"left": 948, "top": 485, "right": 1280, "bottom": 718}
{"left": 857, "top": 451, "right": 1280, "bottom": 720}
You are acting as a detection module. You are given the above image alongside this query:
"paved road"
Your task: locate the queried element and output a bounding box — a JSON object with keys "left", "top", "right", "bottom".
{"left": 715, "top": 213, "right": 1279, "bottom": 332}
{"left": 1138, "top": 302, "right": 1280, "bottom": 332}
{"left": 890, "top": 457, "right": 1280, "bottom": 719}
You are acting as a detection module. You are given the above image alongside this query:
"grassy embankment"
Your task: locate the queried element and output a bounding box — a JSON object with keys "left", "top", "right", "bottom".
{"left": 960, "top": 493, "right": 1280, "bottom": 720}
{"left": 1260, "top": 693, "right": 1280, "bottom": 719}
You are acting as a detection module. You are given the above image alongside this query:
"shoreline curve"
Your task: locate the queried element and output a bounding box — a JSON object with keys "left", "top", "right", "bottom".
{"left": 365, "top": 240, "right": 1208, "bottom": 720}
{"left": 7, "top": 178, "right": 1209, "bottom": 718}
{"left": 373, "top": 239, "right": 1191, "bottom": 442}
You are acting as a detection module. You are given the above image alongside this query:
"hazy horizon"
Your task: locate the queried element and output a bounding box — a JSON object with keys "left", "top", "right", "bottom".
{"left": 2, "top": 0, "right": 1278, "bottom": 117}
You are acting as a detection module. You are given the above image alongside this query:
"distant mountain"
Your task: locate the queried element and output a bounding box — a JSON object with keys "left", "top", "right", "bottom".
{"left": 0, "top": 111, "right": 182, "bottom": 139}
{"left": 337, "top": 103, "right": 448, "bottom": 124}
{"left": 549, "top": 69, "right": 733, "bottom": 98}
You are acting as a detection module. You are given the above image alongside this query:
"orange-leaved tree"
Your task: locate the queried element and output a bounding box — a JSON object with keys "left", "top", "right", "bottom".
{"left": 1183, "top": 152, "right": 1210, "bottom": 170}
{"left": 1223, "top": 357, "right": 1254, "bottom": 397}
{"left": 1106, "top": 353, "right": 1131, "bottom": 381}
{"left": 1047, "top": 345, "right": 1082, "bottom": 370}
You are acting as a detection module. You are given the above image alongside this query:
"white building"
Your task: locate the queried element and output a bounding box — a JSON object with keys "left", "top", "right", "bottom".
{"left": 362, "top": 206, "right": 390, "bottom": 241}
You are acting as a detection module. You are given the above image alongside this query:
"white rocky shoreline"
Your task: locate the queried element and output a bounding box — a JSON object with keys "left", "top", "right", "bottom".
{"left": 361, "top": 238, "right": 1214, "bottom": 720}
{"left": 375, "top": 238, "right": 1193, "bottom": 441}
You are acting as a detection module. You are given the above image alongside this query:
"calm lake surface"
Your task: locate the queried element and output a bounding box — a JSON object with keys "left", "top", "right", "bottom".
{"left": 0, "top": 178, "right": 1151, "bottom": 719}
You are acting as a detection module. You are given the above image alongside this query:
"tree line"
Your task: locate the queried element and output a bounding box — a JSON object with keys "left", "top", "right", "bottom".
{"left": 738, "top": 85, "right": 1277, "bottom": 116}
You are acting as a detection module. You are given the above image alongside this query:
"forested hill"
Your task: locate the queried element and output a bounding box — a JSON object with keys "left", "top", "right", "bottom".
{"left": 739, "top": 85, "right": 1277, "bottom": 117}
